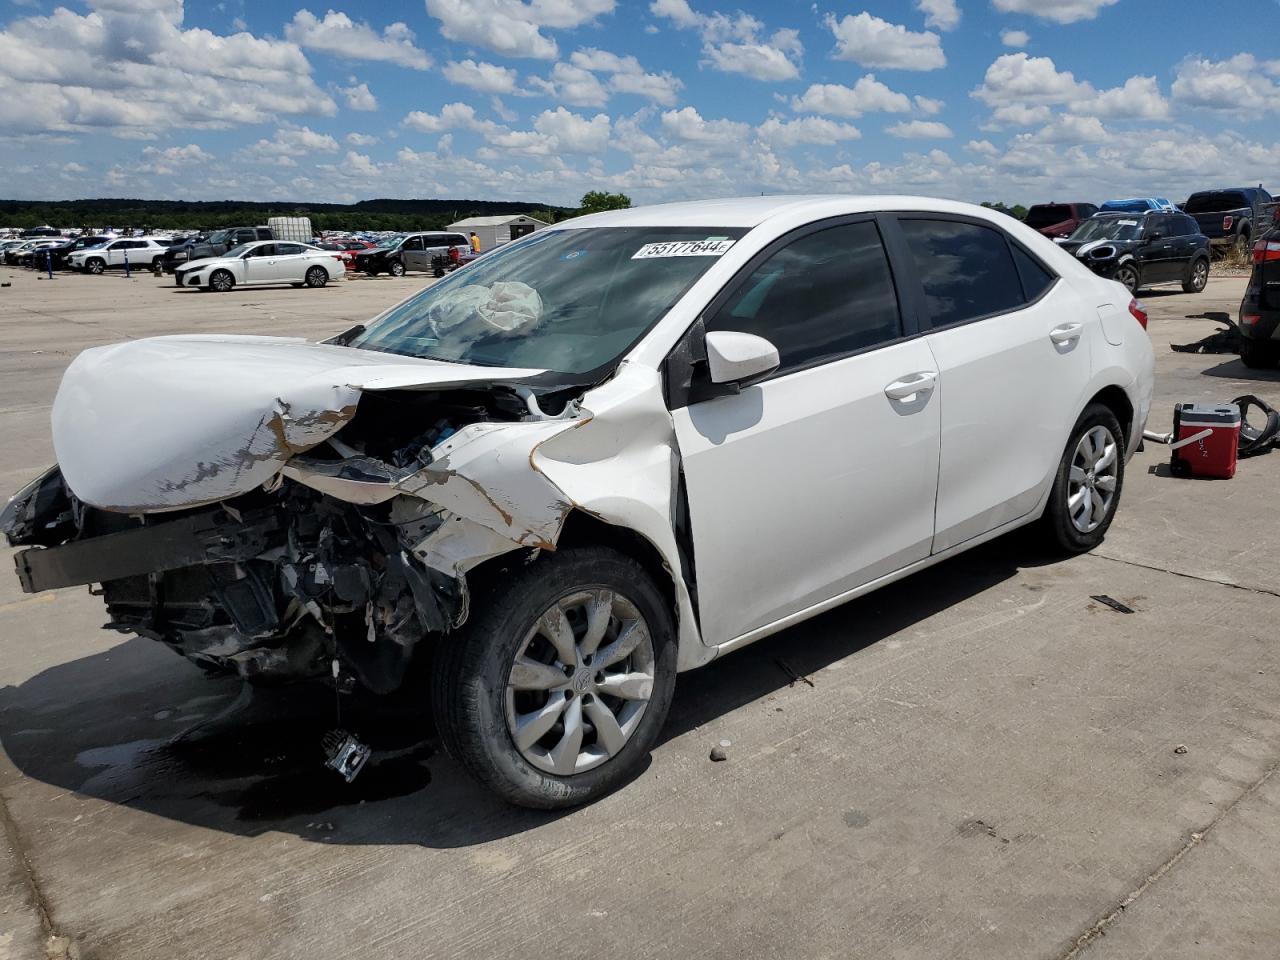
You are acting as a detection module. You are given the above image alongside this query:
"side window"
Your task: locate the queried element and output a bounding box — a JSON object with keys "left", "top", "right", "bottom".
{"left": 106, "top": 240, "right": 122, "bottom": 250}
{"left": 706, "top": 220, "right": 901, "bottom": 376}
{"left": 251, "top": 244, "right": 276, "bottom": 257}
{"left": 1146, "top": 215, "right": 1172, "bottom": 238}
{"left": 1011, "top": 244, "right": 1055, "bottom": 301}
{"left": 1177, "top": 215, "right": 1199, "bottom": 236}
{"left": 402, "top": 236, "right": 425, "bottom": 251}
{"left": 276, "top": 243, "right": 305, "bottom": 256}
{"left": 898, "top": 219, "right": 1024, "bottom": 328}
{"left": 450, "top": 235, "right": 467, "bottom": 247}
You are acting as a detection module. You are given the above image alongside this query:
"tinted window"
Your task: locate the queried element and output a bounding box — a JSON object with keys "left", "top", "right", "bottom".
{"left": 1011, "top": 245, "right": 1054, "bottom": 301}
{"left": 706, "top": 220, "right": 901, "bottom": 375}
{"left": 250, "top": 244, "right": 276, "bottom": 257}
{"left": 402, "top": 236, "right": 425, "bottom": 251}
{"left": 276, "top": 243, "right": 306, "bottom": 255}
{"left": 1024, "top": 205, "right": 1072, "bottom": 229}
{"left": 1173, "top": 215, "right": 1199, "bottom": 236}
{"left": 899, "top": 219, "right": 1024, "bottom": 328}
{"left": 1184, "top": 192, "right": 1249, "bottom": 214}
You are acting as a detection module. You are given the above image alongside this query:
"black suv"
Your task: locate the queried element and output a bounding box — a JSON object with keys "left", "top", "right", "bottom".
{"left": 161, "top": 226, "right": 272, "bottom": 274}
{"left": 1057, "top": 211, "right": 1211, "bottom": 293}
{"left": 1237, "top": 205, "right": 1280, "bottom": 368}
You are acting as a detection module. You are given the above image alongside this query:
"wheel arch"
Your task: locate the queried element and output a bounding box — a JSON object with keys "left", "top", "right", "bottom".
{"left": 1087, "top": 384, "right": 1134, "bottom": 448}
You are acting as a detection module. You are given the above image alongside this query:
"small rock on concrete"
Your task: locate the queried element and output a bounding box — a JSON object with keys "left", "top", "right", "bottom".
{"left": 709, "top": 746, "right": 728, "bottom": 762}
{"left": 1174, "top": 744, "right": 1188, "bottom": 755}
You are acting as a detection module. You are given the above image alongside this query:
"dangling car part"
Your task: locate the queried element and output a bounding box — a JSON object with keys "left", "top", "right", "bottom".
{"left": 4, "top": 196, "right": 1154, "bottom": 808}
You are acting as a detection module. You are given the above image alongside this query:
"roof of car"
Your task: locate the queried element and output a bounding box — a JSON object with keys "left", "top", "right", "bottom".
{"left": 553, "top": 195, "right": 1006, "bottom": 230}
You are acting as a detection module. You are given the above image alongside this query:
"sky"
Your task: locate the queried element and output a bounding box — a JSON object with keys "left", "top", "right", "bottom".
{"left": 0, "top": 0, "right": 1277, "bottom": 208}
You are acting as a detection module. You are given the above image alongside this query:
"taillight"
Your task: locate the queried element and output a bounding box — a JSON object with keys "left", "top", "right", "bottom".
{"left": 1241, "top": 313, "right": 1261, "bottom": 328}
{"left": 1253, "top": 240, "right": 1280, "bottom": 263}
{"left": 1128, "top": 298, "right": 1149, "bottom": 330}
{"left": 1223, "top": 215, "right": 1234, "bottom": 232}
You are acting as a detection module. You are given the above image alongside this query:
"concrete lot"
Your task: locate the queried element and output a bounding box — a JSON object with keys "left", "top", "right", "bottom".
{"left": 0, "top": 265, "right": 1276, "bottom": 960}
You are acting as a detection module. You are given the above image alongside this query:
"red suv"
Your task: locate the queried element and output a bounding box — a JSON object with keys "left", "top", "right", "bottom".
{"left": 1025, "top": 202, "right": 1099, "bottom": 238}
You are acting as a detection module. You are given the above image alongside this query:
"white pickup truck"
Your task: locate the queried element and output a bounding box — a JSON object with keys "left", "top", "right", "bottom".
{"left": 68, "top": 238, "right": 169, "bottom": 274}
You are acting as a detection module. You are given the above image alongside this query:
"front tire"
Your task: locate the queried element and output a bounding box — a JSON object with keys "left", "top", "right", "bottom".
{"left": 86, "top": 258, "right": 105, "bottom": 275}
{"left": 1182, "top": 257, "right": 1209, "bottom": 293}
{"left": 1042, "top": 403, "right": 1126, "bottom": 553}
{"left": 1113, "top": 262, "right": 1140, "bottom": 293}
{"left": 1240, "top": 338, "right": 1280, "bottom": 370}
{"left": 388, "top": 259, "right": 406, "bottom": 277}
{"left": 432, "top": 546, "right": 677, "bottom": 809}
{"left": 209, "top": 269, "right": 235, "bottom": 293}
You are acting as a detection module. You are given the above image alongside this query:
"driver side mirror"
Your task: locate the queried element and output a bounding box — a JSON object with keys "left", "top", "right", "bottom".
{"left": 705, "top": 330, "right": 780, "bottom": 386}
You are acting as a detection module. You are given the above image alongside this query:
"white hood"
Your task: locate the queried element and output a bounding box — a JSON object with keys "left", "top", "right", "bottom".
{"left": 52, "top": 334, "right": 544, "bottom": 512}
{"left": 178, "top": 255, "right": 235, "bottom": 271}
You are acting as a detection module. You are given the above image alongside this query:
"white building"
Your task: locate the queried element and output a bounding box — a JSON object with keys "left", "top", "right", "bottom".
{"left": 446, "top": 214, "right": 548, "bottom": 252}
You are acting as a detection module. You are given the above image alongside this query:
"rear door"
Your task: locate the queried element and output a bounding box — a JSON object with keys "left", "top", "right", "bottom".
{"left": 891, "top": 215, "right": 1094, "bottom": 551}
{"left": 273, "top": 243, "right": 308, "bottom": 281}
{"left": 671, "top": 216, "right": 941, "bottom": 645}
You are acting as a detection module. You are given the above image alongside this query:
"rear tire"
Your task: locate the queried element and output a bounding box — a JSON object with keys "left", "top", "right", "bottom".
{"left": 1182, "top": 257, "right": 1209, "bottom": 293}
{"left": 1042, "top": 403, "right": 1126, "bottom": 554}
{"left": 1235, "top": 229, "right": 1252, "bottom": 258}
{"left": 1113, "top": 263, "right": 1140, "bottom": 293}
{"left": 305, "top": 266, "right": 328, "bottom": 288}
{"left": 209, "top": 269, "right": 235, "bottom": 293}
{"left": 1240, "top": 338, "right": 1280, "bottom": 370}
{"left": 432, "top": 546, "right": 677, "bottom": 809}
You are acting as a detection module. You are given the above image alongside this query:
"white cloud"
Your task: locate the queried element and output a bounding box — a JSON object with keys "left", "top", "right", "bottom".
{"left": 1172, "top": 54, "right": 1280, "bottom": 113}
{"left": 1000, "top": 29, "right": 1028, "bottom": 48}
{"left": 649, "top": 0, "right": 803, "bottom": 81}
{"left": 790, "top": 75, "right": 912, "bottom": 117}
{"left": 63, "top": 161, "right": 88, "bottom": 173}
{"left": 984, "top": 102, "right": 1051, "bottom": 127}
{"left": 660, "top": 105, "right": 750, "bottom": 142}
{"left": 973, "top": 53, "right": 1087, "bottom": 106}
{"left": 346, "top": 132, "right": 378, "bottom": 146}
{"left": 443, "top": 59, "right": 520, "bottom": 94}
{"left": 528, "top": 61, "right": 609, "bottom": 107}
{"left": 285, "top": 10, "right": 431, "bottom": 70}
{"left": 886, "top": 119, "right": 953, "bottom": 138}
{"left": 238, "top": 125, "right": 340, "bottom": 165}
{"left": 426, "top": 0, "right": 615, "bottom": 60}
{"left": 1072, "top": 75, "right": 1168, "bottom": 119}
{"left": 569, "top": 47, "right": 683, "bottom": 104}
{"left": 965, "top": 138, "right": 999, "bottom": 156}
{"left": 338, "top": 81, "right": 378, "bottom": 111}
{"left": 404, "top": 102, "right": 488, "bottom": 133}
{"left": 142, "top": 142, "right": 212, "bottom": 174}
{"left": 756, "top": 115, "right": 861, "bottom": 147}
{"left": 342, "top": 150, "right": 379, "bottom": 177}
{"left": 0, "top": 2, "right": 335, "bottom": 136}
{"left": 915, "top": 0, "right": 960, "bottom": 31}
{"left": 1034, "top": 114, "right": 1107, "bottom": 143}
{"left": 992, "top": 0, "right": 1117, "bottom": 23}
{"left": 825, "top": 12, "right": 945, "bottom": 71}
{"left": 533, "top": 106, "right": 611, "bottom": 153}
{"left": 914, "top": 95, "right": 944, "bottom": 114}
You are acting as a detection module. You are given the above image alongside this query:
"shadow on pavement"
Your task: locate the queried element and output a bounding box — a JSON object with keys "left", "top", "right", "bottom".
{"left": 1199, "top": 357, "right": 1280, "bottom": 381}
{"left": 0, "top": 535, "right": 1048, "bottom": 848}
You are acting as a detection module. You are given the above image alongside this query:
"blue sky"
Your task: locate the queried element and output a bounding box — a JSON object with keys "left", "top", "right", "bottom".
{"left": 0, "top": 0, "right": 1277, "bottom": 207}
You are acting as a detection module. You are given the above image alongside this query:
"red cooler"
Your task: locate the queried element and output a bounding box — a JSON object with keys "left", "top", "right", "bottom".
{"left": 1170, "top": 403, "right": 1240, "bottom": 479}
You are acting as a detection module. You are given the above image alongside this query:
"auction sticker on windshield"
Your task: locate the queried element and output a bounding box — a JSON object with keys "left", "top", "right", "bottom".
{"left": 632, "top": 238, "right": 736, "bottom": 259}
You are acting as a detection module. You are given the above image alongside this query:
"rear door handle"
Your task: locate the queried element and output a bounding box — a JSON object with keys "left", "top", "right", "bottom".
{"left": 1049, "top": 322, "right": 1084, "bottom": 344}
{"left": 884, "top": 371, "right": 938, "bottom": 400}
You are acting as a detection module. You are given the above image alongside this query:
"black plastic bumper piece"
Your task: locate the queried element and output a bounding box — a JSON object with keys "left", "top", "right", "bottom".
{"left": 13, "top": 508, "right": 282, "bottom": 594}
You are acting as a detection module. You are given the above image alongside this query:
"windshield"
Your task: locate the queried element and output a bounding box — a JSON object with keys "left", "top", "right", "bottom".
{"left": 352, "top": 226, "right": 747, "bottom": 375}
{"left": 1025, "top": 205, "right": 1072, "bottom": 229}
{"left": 1069, "top": 217, "right": 1144, "bottom": 243}
{"left": 374, "top": 236, "right": 403, "bottom": 250}
{"left": 207, "top": 229, "right": 233, "bottom": 244}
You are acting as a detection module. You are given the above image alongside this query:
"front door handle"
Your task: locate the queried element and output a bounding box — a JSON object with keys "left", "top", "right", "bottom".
{"left": 884, "top": 371, "right": 938, "bottom": 401}
{"left": 1049, "top": 322, "right": 1084, "bottom": 344}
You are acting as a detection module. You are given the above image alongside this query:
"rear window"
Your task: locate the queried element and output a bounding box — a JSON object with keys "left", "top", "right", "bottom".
{"left": 1024, "top": 205, "right": 1073, "bottom": 229}
{"left": 1184, "top": 192, "right": 1249, "bottom": 214}
{"left": 898, "top": 219, "right": 1025, "bottom": 329}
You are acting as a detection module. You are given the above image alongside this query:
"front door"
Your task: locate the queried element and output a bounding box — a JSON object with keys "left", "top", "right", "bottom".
{"left": 671, "top": 218, "right": 941, "bottom": 647}
{"left": 401, "top": 236, "right": 426, "bottom": 271}
{"left": 242, "top": 243, "right": 279, "bottom": 284}
{"left": 1137, "top": 214, "right": 1178, "bottom": 282}
{"left": 892, "top": 216, "right": 1095, "bottom": 552}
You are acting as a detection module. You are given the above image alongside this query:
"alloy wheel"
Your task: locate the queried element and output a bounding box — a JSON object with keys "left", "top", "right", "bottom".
{"left": 504, "top": 589, "right": 655, "bottom": 776}
{"left": 1114, "top": 265, "right": 1138, "bottom": 292}
{"left": 1067, "top": 425, "right": 1119, "bottom": 534}
{"left": 210, "top": 271, "right": 233, "bottom": 292}
{"left": 1192, "top": 260, "right": 1208, "bottom": 291}
{"left": 306, "top": 267, "right": 327, "bottom": 288}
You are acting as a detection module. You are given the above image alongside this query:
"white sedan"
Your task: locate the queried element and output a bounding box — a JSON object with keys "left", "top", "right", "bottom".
{"left": 174, "top": 240, "right": 345, "bottom": 291}
{"left": 3, "top": 195, "right": 1154, "bottom": 808}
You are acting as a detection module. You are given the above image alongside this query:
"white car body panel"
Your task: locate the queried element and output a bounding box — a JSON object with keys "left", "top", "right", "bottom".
{"left": 673, "top": 339, "right": 941, "bottom": 646}
{"left": 33, "top": 195, "right": 1155, "bottom": 677}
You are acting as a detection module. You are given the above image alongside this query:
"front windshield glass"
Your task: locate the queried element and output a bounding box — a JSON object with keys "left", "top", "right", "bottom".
{"left": 374, "top": 236, "right": 403, "bottom": 250}
{"left": 1069, "top": 217, "right": 1144, "bottom": 243}
{"left": 352, "top": 226, "right": 747, "bottom": 375}
{"left": 207, "top": 229, "right": 233, "bottom": 244}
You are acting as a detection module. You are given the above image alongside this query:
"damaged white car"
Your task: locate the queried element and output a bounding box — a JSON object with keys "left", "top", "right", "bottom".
{"left": 2, "top": 197, "right": 1153, "bottom": 808}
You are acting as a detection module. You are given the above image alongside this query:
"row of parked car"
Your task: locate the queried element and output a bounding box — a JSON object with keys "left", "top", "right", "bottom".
{"left": 1018, "top": 187, "right": 1276, "bottom": 295}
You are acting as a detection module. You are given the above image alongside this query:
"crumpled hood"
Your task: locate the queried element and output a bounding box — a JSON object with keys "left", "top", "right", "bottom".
{"left": 52, "top": 334, "right": 543, "bottom": 512}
